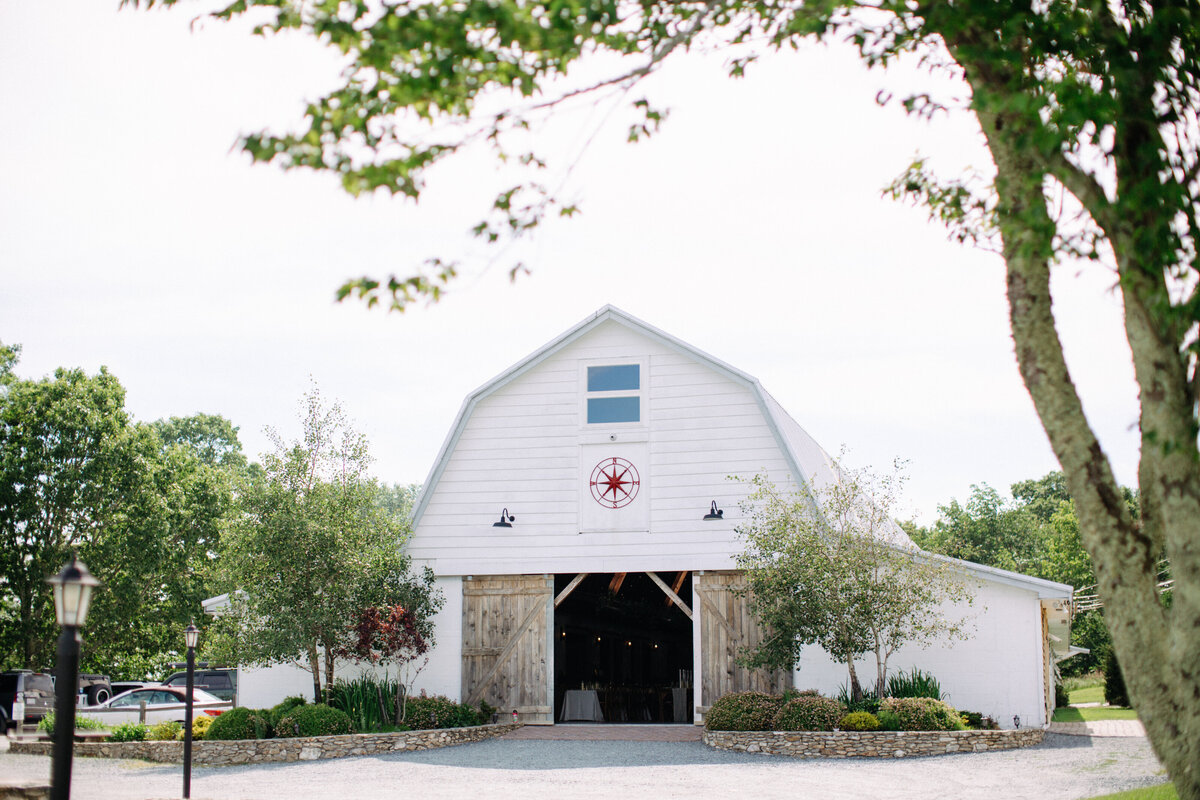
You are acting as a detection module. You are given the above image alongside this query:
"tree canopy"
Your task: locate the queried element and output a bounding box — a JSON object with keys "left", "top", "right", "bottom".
{"left": 0, "top": 343, "right": 241, "bottom": 678}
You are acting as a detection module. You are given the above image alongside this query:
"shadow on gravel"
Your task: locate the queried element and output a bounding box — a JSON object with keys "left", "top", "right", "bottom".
{"left": 1037, "top": 733, "right": 1102, "bottom": 750}
{"left": 376, "top": 739, "right": 784, "bottom": 769}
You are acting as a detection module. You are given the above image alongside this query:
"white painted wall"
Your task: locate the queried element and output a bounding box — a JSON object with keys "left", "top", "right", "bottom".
{"left": 790, "top": 580, "right": 1049, "bottom": 728}
{"left": 410, "top": 319, "right": 798, "bottom": 575}
{"left": 234, "top": 576, "right": 466, "bottom": 709}
{"left": 416, "top": 575, "right": 463, "bottom": 700}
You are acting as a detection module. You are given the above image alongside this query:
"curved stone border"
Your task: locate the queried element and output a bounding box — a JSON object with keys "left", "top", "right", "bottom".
{"left": 703, "top": 727, "right": 1044, "bottom": 758}
{"left": 8, "top": 723, "right": 520, "bottom": 765}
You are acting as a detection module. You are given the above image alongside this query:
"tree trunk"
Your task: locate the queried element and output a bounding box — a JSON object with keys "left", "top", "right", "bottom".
{"left": 844, "top": 653, "right": 863, "bottom": 702}
{"left": 324, "top": 643, "right": 335, "bottom": 704}
{"left": 307, "top": 644, "right": 322, "bottom": 703}
{"left": 947, "top": 37, "right": 1200, "bottom": 798}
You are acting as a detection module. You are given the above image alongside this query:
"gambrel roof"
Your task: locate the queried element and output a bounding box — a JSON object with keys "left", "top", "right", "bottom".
{"left": 415, "top": 305, "right": 868, "bottom": 535}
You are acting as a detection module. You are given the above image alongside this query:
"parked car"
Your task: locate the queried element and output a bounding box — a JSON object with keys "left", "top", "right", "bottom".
{"left": 108, "top": 681, "right": 154, "bottom": 696}
{"left": 0, "top": 671, "right": 54, "bottom": 732}
{"left": 162, "top": 667, "right": 236, "bottom": 703}
{"left": 78, "top": 674, "right": 113, "bottom": 705}
{"left": 82, "top": 686, "right": 230, "bottom": 726}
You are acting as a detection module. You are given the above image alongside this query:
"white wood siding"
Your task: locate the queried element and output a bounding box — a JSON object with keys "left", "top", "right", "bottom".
{"left": 408, "top": 320, "right": 797, "bottom": 575}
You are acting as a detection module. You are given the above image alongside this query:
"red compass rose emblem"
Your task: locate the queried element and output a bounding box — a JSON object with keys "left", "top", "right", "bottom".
{"left": 589, "top": 457, "right": 641, "bottom": 509}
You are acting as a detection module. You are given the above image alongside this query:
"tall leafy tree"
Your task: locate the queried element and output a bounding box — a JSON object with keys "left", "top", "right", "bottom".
{"left": 737, "top": 467, "right": 973, "bottom": 699}
{"left": 152, "top": 413, "right": 247, "bottom": 472}
{"left": 134, "top": 0, "right": 1200, "bottom": 789}
{"left": 0, "top": 345, "right": 237, "bottom": 676}
{"left": 0, "top": 349, "right": 133, "bottom": 669}
{"left": 914, "top": 484, "right": 1046, "bottom": 575}
{"left": 211, "top": 387, "right": 440, "bottom": 701}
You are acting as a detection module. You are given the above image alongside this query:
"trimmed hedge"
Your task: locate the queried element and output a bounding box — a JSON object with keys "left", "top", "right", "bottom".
{"left": 268, "top": 696, "right": 308, "bottom": 727}
{"left": 704, "top": 691, "right": 783, "bottom": 731}
{"left": 773, "top": 695, "right": 845, "bottom": 731}
{"left": 879, "top": 697, "right": 964, "bottom": 731}
{"left": 191, "top": 715, "right": 214, "bottom": 740}
{"left": 838, "top": 711, "right": 881, "bottom": 731}
{"left": 402, "top": 695, "right": 485, "bottom": 730}
{"left": 108, "top": 722, "right": 147, "bottom": 742}
{"left": 205, "top": 706, "right": 271, "bottom": 741}
{"left": 274, "top": 703, "right": 354, "bottom": 738}
{"left": 147, "top": 721, "right": 183, "bottom": 741}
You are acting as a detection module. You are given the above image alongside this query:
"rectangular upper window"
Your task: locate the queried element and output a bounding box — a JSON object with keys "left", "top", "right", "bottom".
{"left": 587, "top": 396, "right": 640, "bottom": 424}
{"left": 585, "top": 363, "right": 642, "bottom": 424}
{"left": 587, "top": 364, "right": 640, "bottom": 392}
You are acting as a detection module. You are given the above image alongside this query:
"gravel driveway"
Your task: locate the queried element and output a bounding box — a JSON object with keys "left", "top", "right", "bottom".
{"left": 0, "top": 733, "right": 1167, "bottom": 800}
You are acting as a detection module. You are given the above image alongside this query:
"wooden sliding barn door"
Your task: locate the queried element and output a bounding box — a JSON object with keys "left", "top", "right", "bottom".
{"left": 462, "top": 575, "right": 554, "bottom": 724}
{"left": 695, "top": 571, "right": 791, "bottom": 720}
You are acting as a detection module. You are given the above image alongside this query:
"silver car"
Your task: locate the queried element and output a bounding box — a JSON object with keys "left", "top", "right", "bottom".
{"left": 81, "top": 685, "right": 231, "bottom": 726}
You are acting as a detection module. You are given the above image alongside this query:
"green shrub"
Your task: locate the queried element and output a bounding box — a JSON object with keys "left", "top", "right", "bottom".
{"left": 274, "top": 703, "right": 354, "bottom": 738}
{"left": 836, "top": 684, "right": 881, "bottom": 714}
{"left": 147, "top": 721, "right": 182, "bottom": 741}
{"left": 773, "top": 695, "right": 845, "bottom": 731}
{"left": 402, "top": 694, "right": 485, "bottom": 730}
{"left": 1104, "top": 650, "right": 1130, "bottom": 707}
{"left": 703, "top": 691, "right": 783, "bottom": 731}
{"left": 1054, "top": 681, "right": 1069, "bottom": 708}
{"left": 191, "top": 715, "right": 214, "bottom": 741}
{"left": 877, "top": 709, "right": 902, "bottom": 731}
{"left": 838, "top": 711, "right": 880, "bottom": 731}
{"left": 959, "top": 710, "right": 999, "bottom": 730}
{"left": 887, "top": 669, "right": 945, "bottom": 700}
{"left": 108, "top": 722, "right": 147, "bottom": 742}
{"left": 37, "top": 713, "right": 106, "bottom": 737}
{"left": 205, "top": 706, "right": 271, "bottom": 741}
{"left": 879, "top": 697, "right": 964, "bottom": 731}
{"left": 268, "top": 696, "right": 308, "bottom": 727}
{"left": 328, "top": 677, "right": 398, "bottom": 731}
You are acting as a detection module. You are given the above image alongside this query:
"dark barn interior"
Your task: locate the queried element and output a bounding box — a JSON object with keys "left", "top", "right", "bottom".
{"left": 553, "top": 572, "right": 693, "bottom": 723}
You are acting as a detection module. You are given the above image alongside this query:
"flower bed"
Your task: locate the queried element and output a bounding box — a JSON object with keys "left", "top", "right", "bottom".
{"left": 8, "top": 723, "right": 520, "bottom": 765}
{"left": 703, "top": 727, "right": 1044, "bottom": 758}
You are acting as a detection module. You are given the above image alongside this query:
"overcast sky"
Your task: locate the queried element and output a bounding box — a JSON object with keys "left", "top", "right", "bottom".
{"left": 0, "top": 1, "right": 1139, "bottom": 523}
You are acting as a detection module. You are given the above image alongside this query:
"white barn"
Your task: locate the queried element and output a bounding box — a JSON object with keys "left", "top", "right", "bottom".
{"left": 234, "top": 306, "right": 1074, "bottom": 727}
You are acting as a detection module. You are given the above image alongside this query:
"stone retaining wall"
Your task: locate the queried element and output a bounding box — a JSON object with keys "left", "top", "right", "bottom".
{"left": 9, "top": 723, "right": 520, "bottom": 765}
{"left": 703, "top": 727, "right": 1044, "bottom": 758}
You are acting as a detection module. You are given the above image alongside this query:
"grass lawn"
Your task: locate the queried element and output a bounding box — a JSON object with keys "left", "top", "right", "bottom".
{"left": 1081, "top": 784, "right": 1176, "bottom": 800}
{"left": 1069, "top": 685, "right": 1105, "bottom": 705}
{"left": 1052, "top": 705, "right": 1139, "bottom": 722}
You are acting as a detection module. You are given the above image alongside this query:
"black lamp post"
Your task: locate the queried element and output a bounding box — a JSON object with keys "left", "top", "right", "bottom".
{"left": 46, "top": 555, "right": 99, "bottom": 800}
{"left": 183, "top": 621, "right": 199, "bottom": 800}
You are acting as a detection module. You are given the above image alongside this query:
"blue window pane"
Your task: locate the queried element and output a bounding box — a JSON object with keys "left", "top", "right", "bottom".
{"left": 588, "top": 396, "right": 640, "bottom": 424}
{"left": 587, "top": 364, "right": 640, "bottom": 392}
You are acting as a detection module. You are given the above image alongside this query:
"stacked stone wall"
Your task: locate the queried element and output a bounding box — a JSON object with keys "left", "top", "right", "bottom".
{"left": 703, "top": 728, "right": 1044, "bottom": 758}
{"left": 8, "top": 723, "right": 519, "bottom": 765}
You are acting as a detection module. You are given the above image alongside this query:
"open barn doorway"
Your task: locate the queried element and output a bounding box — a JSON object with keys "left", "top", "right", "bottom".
{"left": 553, "top": 572, "right": 694, "bottom": 724}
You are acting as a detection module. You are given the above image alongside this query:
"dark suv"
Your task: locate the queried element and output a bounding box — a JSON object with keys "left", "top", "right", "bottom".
{"left": 162, "top": 667, "right": 236, "bottom": 702}
{"left": 1, "top": 671, "right": 54, "bottom": 732}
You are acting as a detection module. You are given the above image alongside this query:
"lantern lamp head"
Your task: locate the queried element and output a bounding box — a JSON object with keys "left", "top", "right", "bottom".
{"left": 1013, "top": 715, "right": 1020, "bottom": 729}
{"left": 703, "top": 501, "right": 724, "bottom": 521}
{"left": 185, "top": 620, "right": 200, "bottom": 650}
{"left": 46, "top": 554, "right": 100, "bottom": 628}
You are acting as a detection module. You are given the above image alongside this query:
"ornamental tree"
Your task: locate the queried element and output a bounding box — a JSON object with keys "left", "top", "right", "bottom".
{"left": 736, "top": 467, "right": 973, "bottom": 700}
{"left": 210, "top": 386, "right": 442, "bottom": 701}
{"left": 335, "top": 601, "right": 432, "bottom": 724}
{"left": 131, "top": 0, "right": 1200, "bottom": 791}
